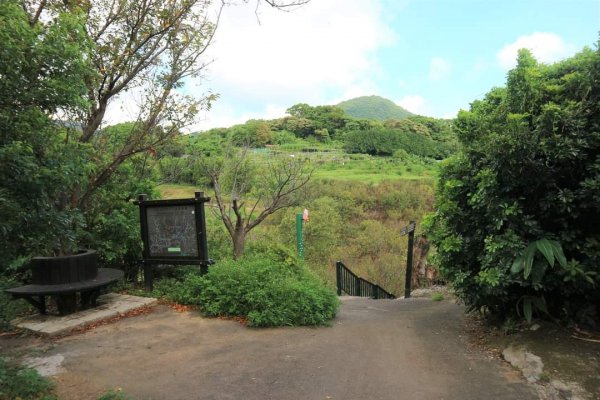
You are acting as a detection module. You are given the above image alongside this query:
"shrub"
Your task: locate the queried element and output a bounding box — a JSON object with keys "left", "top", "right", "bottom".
{"left": 179, "top": 256, "right": 340, "bottom": 327}
{"left": 0, "top": 277, "right": 33, "bottom": 329}
{"left": 0, "top": 358, "right": 56, "bottom": 400}
{"left": 427, "top": 47, "right": 600, "bottom": 324}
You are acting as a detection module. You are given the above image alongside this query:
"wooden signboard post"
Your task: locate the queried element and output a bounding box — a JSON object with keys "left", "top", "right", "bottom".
{"left": 135, "top": 192, "right": 210, "bottom": 290}
{"left": 401, "top": 220, "right": 416, "bottom": 299}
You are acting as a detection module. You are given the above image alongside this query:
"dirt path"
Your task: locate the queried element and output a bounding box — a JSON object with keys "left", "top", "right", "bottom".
{"left": 7, "top": 298, "right": 536, "bottom": 399}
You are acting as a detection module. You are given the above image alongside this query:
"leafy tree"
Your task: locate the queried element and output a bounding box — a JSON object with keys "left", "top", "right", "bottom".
{"left": 283, "top": 103, "right": 348, "bottom": 138}
{"left": 0, "top": 1, "right": 91, "bottom": 264}
{"left": 1, "top": 0, "right": 309, "bottom": 272}
{"left": 344, "top": 127, "right": 451, "bottom": 158}
{"left": 427, "top": 46, "right": 600, "bottom": 324}
{"left": 230, "top": 119, "right": 273, "bottom": 147}
{"left": 273, "top": 116, "right": 316, "bottom": 138}
{"left": 383, "top": 118, "right": 431, "bottom": 137}
{"left": 200, "top": 147, "right": 313, "bottom": 259}
{"left": 407, "top": 115, "right": 456, "bottom": 144}
{"left": 21, "top": 0, "right": 309, "bottom": 209}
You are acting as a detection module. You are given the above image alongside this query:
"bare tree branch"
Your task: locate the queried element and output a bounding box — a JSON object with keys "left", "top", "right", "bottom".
{"left": 202, "top": 148, "right": 313, "bottom": 258}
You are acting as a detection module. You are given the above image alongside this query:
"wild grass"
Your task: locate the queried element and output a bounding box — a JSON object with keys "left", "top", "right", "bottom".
{"left": 157, "top": 184, "right": 203, "bottom": 199}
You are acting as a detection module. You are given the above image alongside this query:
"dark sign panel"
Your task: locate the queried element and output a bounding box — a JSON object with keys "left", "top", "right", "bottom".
{"left": 135, "top": 192, "right": 210, "bottom": 265}
{"left": 146, "top": 205, "right": 198, "bottom": 257}
{"left": 400, "top": 221, "right": 416, "bottom": 236}
{"left": 135, "top": 192, "right": 211, "bottom": 290}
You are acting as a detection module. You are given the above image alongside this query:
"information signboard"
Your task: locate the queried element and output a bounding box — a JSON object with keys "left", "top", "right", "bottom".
{"left": 135, "top": 192, "right": 211, "bottom": 289}
{"left": 146, "top": 205, "right": 198, "bottom": 257}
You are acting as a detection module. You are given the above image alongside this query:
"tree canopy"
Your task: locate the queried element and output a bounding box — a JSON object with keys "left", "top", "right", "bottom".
{"left": 427, "top": 46, "right": 600, "bottom": 324}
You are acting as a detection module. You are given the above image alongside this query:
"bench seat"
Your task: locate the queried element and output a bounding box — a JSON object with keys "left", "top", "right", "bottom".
{"left": 6, "top": 268, "right": 124, "bottom": 315}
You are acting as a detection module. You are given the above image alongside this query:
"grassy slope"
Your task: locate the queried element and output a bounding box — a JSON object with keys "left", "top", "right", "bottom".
{"left": 313, "top": 157, "right": 437, "bottom": 182}
{"left": 158, "top": 156, "right": 437, "bottom": 199}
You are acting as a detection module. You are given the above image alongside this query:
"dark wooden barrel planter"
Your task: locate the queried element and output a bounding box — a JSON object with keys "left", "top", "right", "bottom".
{"left": 31, "top": 249, "right": 98, "bottom": 285}
{"left": 5, "top": 249, "right": 124, "bottom": 315}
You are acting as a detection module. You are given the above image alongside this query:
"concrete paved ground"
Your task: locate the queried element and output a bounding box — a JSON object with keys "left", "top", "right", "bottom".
{"left": 11, "top": 293, "right": 157, "bottom": 336}
{"left": 22, "top": 297, "right": 538, "bottom": 400}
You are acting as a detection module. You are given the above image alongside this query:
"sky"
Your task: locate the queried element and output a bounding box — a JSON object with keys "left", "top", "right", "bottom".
{"left": 108, "top": 0, "right": 600, "bottom": 131}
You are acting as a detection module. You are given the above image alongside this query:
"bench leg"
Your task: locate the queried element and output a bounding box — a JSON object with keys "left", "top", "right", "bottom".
{"left": 80, "top": 289, "right": 102, "bottom": 310}
{"left": 54, "top": 294, "right": 77, "bottom": 315}
{"left": 80, "top": 291, "right": 92, "bottom": 310}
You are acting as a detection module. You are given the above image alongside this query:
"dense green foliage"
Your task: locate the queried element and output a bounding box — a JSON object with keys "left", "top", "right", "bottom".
{"left": 0, "top": 3, "right": 158, "bottom": 325}
{"left": 427, "top": 47, "right": 600, "bottom": 324}
{"left": 0, "top": 0, "right": 450, "bottom": 328}
{"left": 0, "top": 358, "right": 56, "bottom": 400}
{"left": 185, "top": 98, "right": 455, "bottom": 152}
{"left": 337, "top": 95, "right": 413, "bottom": 120}
{"left": 169, "top": 256, "right": 340, "bottom": 327}
{"left": 0, "top": 1, "right": 91, "bottom": 265}
{"left": 343, "top": 127, "right": 453, "bottom": 158}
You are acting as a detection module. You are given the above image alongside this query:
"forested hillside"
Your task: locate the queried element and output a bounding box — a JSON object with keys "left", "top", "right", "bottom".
{"left": 149, "top": 101, "right": 456, "bottom": 292}
{"left": 337, "top": 95, "right": 413, "bottom": 120}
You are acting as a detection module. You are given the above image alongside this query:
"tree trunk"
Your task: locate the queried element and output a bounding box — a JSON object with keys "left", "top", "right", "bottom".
{"left": 232, "top": 228, "right": 246, "bottom": 260}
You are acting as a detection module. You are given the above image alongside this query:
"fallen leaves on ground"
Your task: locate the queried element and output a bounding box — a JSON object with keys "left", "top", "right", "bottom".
{"left": 169, "top": 303, "right": 196, "bottom": 313}
{"left": 217, "top": 315, "right": 248, "bottom": 326}
{"left": 58, "top": 305, "right": 156, "bottom": 338}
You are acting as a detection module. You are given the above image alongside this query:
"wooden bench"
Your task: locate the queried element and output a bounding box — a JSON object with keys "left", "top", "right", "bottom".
{"left": 6, "top": 268, "right": 124, "bottom": 315}
{"left": 5, "top": 250, "right": 124, "bottom": 315}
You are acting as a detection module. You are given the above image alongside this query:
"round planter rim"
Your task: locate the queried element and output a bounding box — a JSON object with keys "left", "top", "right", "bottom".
{"left": 31, "top": 249, "right": 97, "bottom": 262}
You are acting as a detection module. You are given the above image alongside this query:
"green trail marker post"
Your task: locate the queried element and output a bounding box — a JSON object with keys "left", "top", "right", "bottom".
{"left": 296, "top": 213, "right": 304, "bottom": 259}
{"left": 401, "top": 220, "right": 416, "bottom": 299}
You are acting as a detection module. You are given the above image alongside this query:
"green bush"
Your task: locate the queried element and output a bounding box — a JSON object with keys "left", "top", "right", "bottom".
{"left": 0, "top": 277, "right": 33, "bottom": 329}
{"left": 0, "top": 358, "right": 56, "bottom": 400}
{"left": 427, "top": 46, "right": 600, "bottom": 324}
{"left": 179, "top": 256, "right": 340, "bottom": 327}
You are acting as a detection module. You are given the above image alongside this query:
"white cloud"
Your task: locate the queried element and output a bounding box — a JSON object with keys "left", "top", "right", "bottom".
{"left": 396, "top": 95, "right": 427, "bottom": 115}
{"left": 193, "top": 103, "right": 288, "bottom": 131}
{"left": 429, "top": 57, "right": 451, "bottom": 81}
{"left": 442, "top": 110, "right": 459, "bottom": 119}
{"left": 192, "top": 0, "right": 393, "bottom": 129}
{"left": 496, "top": 32, "right": 574, "bottom": 70}
{"left": 208, "top": 0, "right": 392, "bottom": 91}
{"left": 102, "top": 1, "right": 393, "bottom": 131}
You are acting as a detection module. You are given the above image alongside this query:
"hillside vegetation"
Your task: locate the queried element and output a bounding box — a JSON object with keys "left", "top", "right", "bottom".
{"left": 147, "top": 100, "right": 453, "bottom": 294}
{"left": 337, "top": 95, "right": 413, "bottom": 120}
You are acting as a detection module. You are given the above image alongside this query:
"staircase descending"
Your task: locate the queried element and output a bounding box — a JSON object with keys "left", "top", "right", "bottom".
{"left": 335, "top": 261, "right": 395, "bottom": 299}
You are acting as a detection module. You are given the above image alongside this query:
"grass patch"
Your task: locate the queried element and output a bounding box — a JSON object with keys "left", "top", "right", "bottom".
{"left": 0, "top": 358, "right": 57, "bottom": 400}
{"left": 157, "top": 184, "right": 201, "bottom": 199}
{"left": 313, "top": 157, "right": 438, "bottom": 183}
{"left": 431, "top": 293, "right": 444, "bottom": 302}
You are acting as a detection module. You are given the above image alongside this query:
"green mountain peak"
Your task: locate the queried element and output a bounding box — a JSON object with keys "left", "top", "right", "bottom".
{"left": 337, "top": 95, "right": 414, "bottom": 121}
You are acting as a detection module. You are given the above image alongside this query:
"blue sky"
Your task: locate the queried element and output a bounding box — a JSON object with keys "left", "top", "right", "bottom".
{"left": 107, "top": 0, "right": 600, "bottom": 130}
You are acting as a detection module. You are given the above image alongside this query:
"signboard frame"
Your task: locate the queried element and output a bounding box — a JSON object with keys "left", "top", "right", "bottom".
{"left": 135, "top": 192, "right": 210, "bottom": 289}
